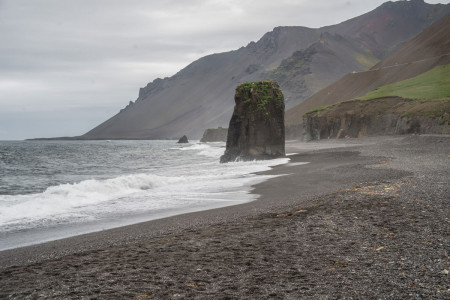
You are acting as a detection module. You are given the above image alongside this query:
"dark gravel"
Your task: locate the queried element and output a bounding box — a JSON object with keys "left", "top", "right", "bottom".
{"left": 0, "top": 135, "right": 448, "bottom": 299}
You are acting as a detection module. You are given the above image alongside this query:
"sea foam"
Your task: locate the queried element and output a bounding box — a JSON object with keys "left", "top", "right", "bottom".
{"left": 0, "top": 141, "right": 290, "bottom": 249}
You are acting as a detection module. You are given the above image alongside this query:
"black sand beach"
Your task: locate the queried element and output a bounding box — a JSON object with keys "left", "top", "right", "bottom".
{"left": 0, "top": 135, "right": 448, "bottom": 299}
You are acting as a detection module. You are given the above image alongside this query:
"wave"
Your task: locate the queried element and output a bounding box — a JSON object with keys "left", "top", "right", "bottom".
{"left": 175, "top": 142, "right": 225, "bottom": 158}
{"left": 178, "top": 143, "right": 212, "bottom": 151}
{"left": 0, "top": 173, "right": 186, "bottom": 228}
{"left": 0, "top": 139, "right": 292, "bottom": 240}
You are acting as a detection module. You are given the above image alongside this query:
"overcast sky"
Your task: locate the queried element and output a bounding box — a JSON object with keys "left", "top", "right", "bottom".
{"left": 0, "top": 0, "right": 447, "bottom": 140}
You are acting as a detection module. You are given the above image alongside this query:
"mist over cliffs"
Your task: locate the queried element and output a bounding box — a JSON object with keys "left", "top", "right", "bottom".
{"left": 83, "top": 0, "right": 449, "bottom": 140}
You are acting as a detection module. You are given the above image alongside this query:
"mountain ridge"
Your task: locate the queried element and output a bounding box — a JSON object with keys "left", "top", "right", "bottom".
{"left": 82, "top": 0, "right": 449, "bottom": 140}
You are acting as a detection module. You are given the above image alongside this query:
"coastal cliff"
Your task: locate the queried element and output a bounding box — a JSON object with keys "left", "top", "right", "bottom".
{"left": 304, "top": 97, "right": 450, "bottom": 140}
{"left": 299, "top": 12, "right": 450, "bottom": 142}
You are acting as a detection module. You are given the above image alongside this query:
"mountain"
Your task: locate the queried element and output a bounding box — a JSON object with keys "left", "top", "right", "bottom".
{"left": 83, "top": 0, "right": 449, "bottom": 140}
{"left": 285, "top": 12, "right": 450, "bottom": 133}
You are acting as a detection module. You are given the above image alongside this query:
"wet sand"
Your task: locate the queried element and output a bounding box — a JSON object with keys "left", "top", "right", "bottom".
{"left": 0, "top": 135, "right": 449, "bottom": 299}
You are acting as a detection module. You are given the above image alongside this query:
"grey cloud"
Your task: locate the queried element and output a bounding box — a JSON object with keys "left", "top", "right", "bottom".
{"left": 3, "top": 0, "right": 442, "bottom": 139}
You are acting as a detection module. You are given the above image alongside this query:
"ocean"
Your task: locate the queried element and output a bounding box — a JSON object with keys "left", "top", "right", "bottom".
{"left": 0, "top": 140, "right": 288, "bottom": 251}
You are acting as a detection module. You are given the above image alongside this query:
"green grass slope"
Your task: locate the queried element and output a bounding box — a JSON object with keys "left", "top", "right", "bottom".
{"left": 308, "top": 64, "right": 450, "bottom": 115}
{"left": 306, "top": 65, "right": 450, "bottom": 126}
{"left": 357, "top": 64, "right": 450, "bottom": 101}
{"left": 303, "top": 65, "right": 450, "bottom": 140}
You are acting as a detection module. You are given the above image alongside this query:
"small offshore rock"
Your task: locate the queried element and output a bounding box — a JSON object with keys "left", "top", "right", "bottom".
{"left": 177, "top": 135, "right": 189, "bottom": 143}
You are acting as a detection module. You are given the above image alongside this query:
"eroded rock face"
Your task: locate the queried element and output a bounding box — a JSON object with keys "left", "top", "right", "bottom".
{"left": 177, "top": 135, "right": 189, "bottom": 143}
{"left": 303, "top": 97, "right": 450, "bottom": 141}
{"left": 220, "top": 81, "right": 285, "bottom": 163}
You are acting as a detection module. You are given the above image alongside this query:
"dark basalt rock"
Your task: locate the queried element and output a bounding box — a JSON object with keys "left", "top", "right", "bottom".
{"left": 177, "top": 135, "right": 189, "bottom": 143}
{"left": 220, "top": 81, "right": 285, "bottom": 163}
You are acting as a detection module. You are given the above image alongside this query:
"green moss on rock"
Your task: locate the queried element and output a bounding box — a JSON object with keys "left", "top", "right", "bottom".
{"left": 221, "top": 80, "right": 285, "bottom": 163}
{"left": 236, "top": 81, "right": 284, "bottom": 118}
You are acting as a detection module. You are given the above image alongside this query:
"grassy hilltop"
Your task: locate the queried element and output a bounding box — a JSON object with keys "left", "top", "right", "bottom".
{"left": 308, "top": 65, "right": 450, "bottom": 122}
{"left": 357, "top": 64, "right": 450, "bottom": 101}
{"left": 303, "top": 64, "right": 450, "bottom": 140}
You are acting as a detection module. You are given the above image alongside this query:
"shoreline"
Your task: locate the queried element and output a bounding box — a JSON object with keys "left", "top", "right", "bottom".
{"left": 0, "top": 138, "right": 374, "bottom": 268}
{"left": 0, "top": 140, "right": 280, "bottom": 252}
{"left": 1, "top": 135, "right": 449, "bottom": 298}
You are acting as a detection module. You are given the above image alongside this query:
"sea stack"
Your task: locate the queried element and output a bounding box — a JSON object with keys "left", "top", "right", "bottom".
{"left": 177, "top": 135, "right": 189, "bottom": 143}
{"left": 220, "top": 81, "right": 285, "bottom": 163}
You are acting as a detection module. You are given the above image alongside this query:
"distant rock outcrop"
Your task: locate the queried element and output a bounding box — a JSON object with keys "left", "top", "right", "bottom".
{"left": 200, "top": 127, "right": 228, "bottom": 142}
{"left": 220, "top": 81, "right": 285, "bottom": 163}
{"left": 177, "top": 135, "right": 189, "bottom": 143}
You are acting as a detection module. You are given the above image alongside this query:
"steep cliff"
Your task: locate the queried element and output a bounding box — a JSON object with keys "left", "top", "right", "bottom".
{"left": 82, "top": 1, "right": 449, "bottom": 140}
{"left": 304, "top": 97, "right": 450, "bottom": 140}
